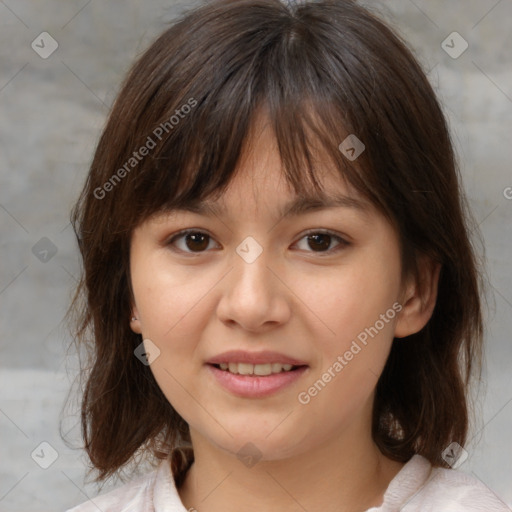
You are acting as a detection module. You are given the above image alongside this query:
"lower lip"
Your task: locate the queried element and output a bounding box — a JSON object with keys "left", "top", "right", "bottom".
{"left": 207, "top": 364, "right": 308, "bottom": 398}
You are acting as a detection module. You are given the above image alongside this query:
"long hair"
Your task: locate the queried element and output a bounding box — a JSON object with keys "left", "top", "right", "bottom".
{"left": 65, "top": 0, "right": 485, "bottom": 482}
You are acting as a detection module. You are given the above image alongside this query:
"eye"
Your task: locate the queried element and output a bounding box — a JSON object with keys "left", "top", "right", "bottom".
{"left": 293, "top": 230, "right": 349, "bottom": 254}
{"left": 166, "top": 229, "right": 349, "bottom": 255}
{"left": 167, "top": 229, "right": 220, "bottom": 253}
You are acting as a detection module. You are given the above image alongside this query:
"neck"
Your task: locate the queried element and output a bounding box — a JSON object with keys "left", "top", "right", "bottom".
{"left": 178, "top": 413, "right": 403, "bottom": 512}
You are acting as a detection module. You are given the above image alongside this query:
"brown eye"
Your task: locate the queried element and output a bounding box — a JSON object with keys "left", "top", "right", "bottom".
{"left": 306, "top": 234, "right": 332, "bottom": 252}
{"left": 184, "top": 232, "right": 210, "bottom": 251}
{"left": 168, "top": 230, "right": 218, "bottom": 253}
{"left": 294, "top": 230, "right": 349, "bottom": 254}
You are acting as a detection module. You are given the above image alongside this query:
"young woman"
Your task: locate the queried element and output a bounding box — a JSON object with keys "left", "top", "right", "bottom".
{"left": 65, "top": 0, "right": 509, "bottom": 510}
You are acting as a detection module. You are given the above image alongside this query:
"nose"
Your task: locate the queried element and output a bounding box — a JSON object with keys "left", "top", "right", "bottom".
{"left": 216, "top": 246, "right": 291, "bottom": 332}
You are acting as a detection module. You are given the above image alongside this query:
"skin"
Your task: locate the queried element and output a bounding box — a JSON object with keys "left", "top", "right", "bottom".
{"left": 129, "top": 112, "right": 441, "bottom": 512}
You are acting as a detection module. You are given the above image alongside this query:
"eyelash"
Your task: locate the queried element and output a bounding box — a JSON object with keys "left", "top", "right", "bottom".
{"left": 166, "top": 229, "right": 350, "bottom": 256}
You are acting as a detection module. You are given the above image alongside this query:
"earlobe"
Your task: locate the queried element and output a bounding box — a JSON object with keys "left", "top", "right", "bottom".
{"left": 394, "top": 259, "right": 441, "bottom": 339}
{"left": 130, "top": 306, "right": 142, "bottom": 334}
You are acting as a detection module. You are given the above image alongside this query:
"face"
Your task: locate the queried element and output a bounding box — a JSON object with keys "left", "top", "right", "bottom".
{"left": 129, "top": 114, "right": 411, "bottom": 462}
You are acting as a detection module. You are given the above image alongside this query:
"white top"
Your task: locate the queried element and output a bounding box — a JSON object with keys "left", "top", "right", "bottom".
{"left": 66, "top": 454, "right": 510, "bottom": 511}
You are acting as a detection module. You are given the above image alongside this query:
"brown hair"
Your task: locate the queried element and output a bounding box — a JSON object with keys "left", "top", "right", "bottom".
{"left": 65, "top": 0, "right": 485, "bottom": 483}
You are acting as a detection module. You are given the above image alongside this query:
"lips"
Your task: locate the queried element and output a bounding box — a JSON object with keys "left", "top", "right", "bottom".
{"left": 206, "top": 350, "right": 308, "bottom": 366}
{"left": 207, "top": 364, "right": 309, "bottom": 398}
{"left": 205, "top": 350, "right": 309, "bottom": 398}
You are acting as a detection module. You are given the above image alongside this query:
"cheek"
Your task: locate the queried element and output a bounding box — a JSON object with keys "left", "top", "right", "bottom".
{"left": 302, "top": 249, "right": 401, "bottom": 397}
{"left": 132, "top": 257, "right": 217, "bottom": 342}
{"left": 131, "top": 259, "right": 219, "bottom": 409}
{"left": 311, "top": 255, "right": 401, "bottom": 347}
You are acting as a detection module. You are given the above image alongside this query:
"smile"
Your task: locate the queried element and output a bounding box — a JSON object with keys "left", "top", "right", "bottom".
{"left": 207, "top": 363, "right": 309, "bottom": 398}
{"left": 212, "top": 362, "right": 297, "bottom": 376}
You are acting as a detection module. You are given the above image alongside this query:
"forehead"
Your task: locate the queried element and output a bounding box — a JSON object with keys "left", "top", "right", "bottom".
{"left": 149, "top": 107, "right": 377, "bottom": 227}
{"left": 168, "top": 111, "right": 373, "bottom": 222}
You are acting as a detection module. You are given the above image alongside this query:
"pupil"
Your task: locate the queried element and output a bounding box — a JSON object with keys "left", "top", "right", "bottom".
{"left": 186, "top": 233, "right": 209, "bottom": 251}
{"left": 308, "top": 234, "right": 330, "bottom": 251}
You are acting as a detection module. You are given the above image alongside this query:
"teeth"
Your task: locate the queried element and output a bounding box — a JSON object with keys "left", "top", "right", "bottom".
{"left": 271, "top": 363, "right": 282, "bottom": 373}
{"left": 238, "top": 363, "right": 253, "bottom": 375}
{"left": 254, "top": 363, "right": 272, "bottom": 376}
{"left": 216, "top": 362, "right": 295, "bottom": 375}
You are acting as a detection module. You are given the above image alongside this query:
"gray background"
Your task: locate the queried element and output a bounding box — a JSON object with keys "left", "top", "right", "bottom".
{"left": 1, "top": 0, "right": 511, "bottom": 510}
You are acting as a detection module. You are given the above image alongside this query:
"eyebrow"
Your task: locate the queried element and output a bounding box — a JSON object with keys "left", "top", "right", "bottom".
{"left": 174, "top": 193, "right": 370, "bottom": 220}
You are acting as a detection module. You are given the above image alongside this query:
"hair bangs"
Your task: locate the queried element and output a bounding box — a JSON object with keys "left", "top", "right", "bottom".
{"left": 125, "top": 15, "right": 381, "bottom": 232}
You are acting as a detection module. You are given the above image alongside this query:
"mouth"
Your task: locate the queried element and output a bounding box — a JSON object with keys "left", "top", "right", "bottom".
{"left": 206, "top": 352, "right": 309, "bottom": 398}
{"left": 208, "top": 362, "right": 306, "bottom": 376}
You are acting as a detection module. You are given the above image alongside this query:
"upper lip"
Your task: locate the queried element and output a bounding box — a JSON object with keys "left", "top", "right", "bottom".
{"left": 207, "top": 350, "right": 308, "bottom": 366}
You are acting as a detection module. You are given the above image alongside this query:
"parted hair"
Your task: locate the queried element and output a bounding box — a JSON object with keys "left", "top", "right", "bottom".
{"left": 65, "top": 0, "right": 485, "bottom": 483}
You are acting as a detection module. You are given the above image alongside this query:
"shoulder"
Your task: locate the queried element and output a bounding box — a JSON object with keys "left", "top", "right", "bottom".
{"left": 64, "top": 467, "right": 159, "bottom": 512}
{"left": 405, "top": 457, "right": 510, "bottom": 511}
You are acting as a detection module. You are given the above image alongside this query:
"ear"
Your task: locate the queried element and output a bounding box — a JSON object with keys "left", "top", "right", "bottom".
{"left": 394, "top": 257, "right": 441, "bottom": 339}
{"left": 130, "top": 304, "right": 142, "bottom": 334}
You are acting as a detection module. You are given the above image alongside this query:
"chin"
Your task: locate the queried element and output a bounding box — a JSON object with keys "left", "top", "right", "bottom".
{"left": 202, "top": 423, "right": 313, "bottom": 464}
